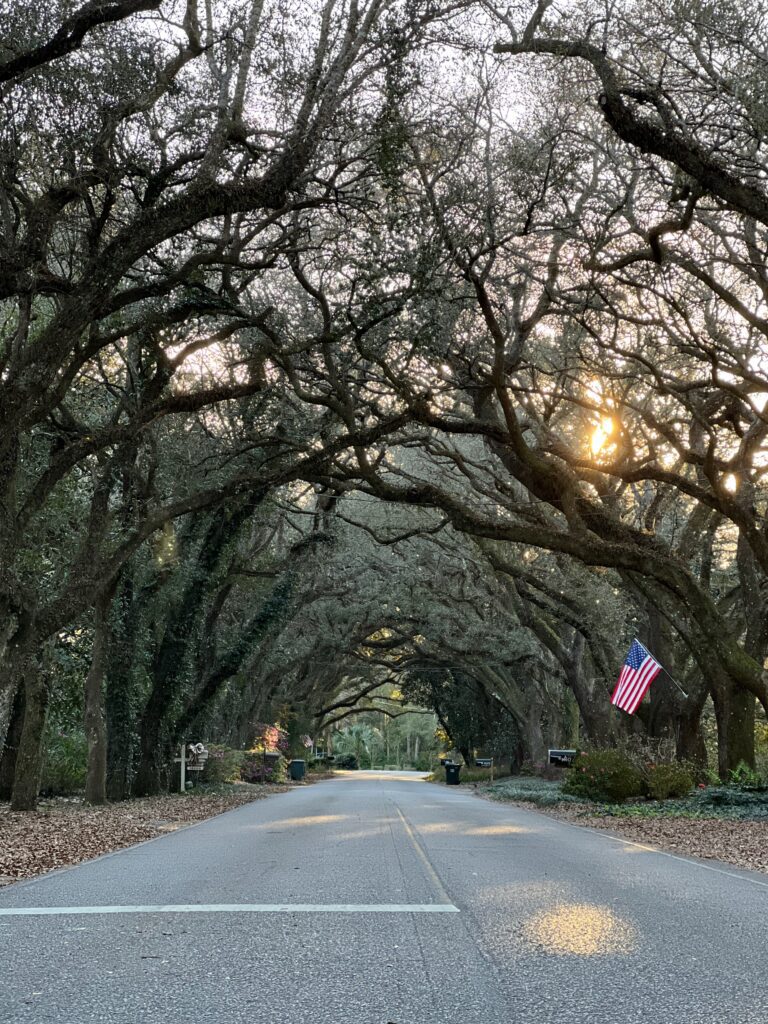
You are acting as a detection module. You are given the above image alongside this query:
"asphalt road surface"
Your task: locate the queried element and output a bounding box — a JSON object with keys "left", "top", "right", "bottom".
{"left": 2, "top": 770, "right": 768, "bottom": 1024}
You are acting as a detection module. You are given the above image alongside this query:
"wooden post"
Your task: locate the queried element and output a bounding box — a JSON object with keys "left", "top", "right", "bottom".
{"left": 490, "top": 757, "right": 494, "bottom": 784}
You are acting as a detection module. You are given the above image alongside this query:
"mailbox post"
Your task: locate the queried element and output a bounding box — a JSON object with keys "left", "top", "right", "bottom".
{"left": 174, "top": 742, "right": 209, "bottom": 792}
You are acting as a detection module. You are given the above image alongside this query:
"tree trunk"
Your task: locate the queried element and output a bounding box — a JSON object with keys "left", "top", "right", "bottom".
{"left": 84, "top": 591, "right": 112, "bottom": 804}
{"left": 714, "top": 686, "right": 755, "bottom": 778}
{"left": 105, "top": 572, "right": 143, "bottom": 801}
{"left": 0, "top": 683, "right": 24, "bottom": 800}
{"left": 564, "top": 658, "right": 617, "bottom": 748}
{"left": 522, "top": 695, "right": 546, "bottom": 764}
{"left": 133, "top": 704, "right": 171, "bottom": 796}
{"left": 11, "top": 663, "right": 49, "bottom": 811}
{"left": 106, "top": 672, "right": 137, "bottom": 801}
{"left": 674, "top": 687, "right": 709, "bottom": 767}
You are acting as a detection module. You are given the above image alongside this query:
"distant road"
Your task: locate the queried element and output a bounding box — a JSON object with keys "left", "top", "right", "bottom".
{"left": 2, "top": 769, "right": 767, "bottom": 1023}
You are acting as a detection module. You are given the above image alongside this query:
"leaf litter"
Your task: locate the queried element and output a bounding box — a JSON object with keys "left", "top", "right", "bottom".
{"left": 0, "top": 785, "right": 289, "bottom": 886}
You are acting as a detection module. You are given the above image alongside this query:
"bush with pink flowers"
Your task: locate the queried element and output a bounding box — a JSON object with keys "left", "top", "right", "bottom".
{"left": 562, "top": 749, "right": 644, "bottom": 802}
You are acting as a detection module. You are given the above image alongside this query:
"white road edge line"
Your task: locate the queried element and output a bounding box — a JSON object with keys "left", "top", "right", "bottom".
{"left": 0, "top": 903, "right": 460, "bottom": 917}
{"left": 542, "top": 813, "right": 768, "bottom": 891}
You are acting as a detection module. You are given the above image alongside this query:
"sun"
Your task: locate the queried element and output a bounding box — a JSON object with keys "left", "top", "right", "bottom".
{"left": 590, "top": 416, "right": 615, "bottom": 456}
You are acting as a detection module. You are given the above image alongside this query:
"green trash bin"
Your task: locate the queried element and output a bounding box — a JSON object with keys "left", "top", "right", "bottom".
{"left": 289, "top": 759, "right": 306, "bottom": 781}
{"left": 445, "top": 762, "right": 461, "bottom": 785}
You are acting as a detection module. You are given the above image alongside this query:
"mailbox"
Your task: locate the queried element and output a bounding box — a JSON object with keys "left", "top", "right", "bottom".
{"left": 186, "top": 742, "right": 209, "bottom": 772}
{"left": 548, "top": 749, "right": 576, "bottom": 767}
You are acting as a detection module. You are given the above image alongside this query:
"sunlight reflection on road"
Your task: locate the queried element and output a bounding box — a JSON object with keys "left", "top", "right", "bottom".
{"left": 257, "top": 815, "right": 349, "bottom": 828}
{"left": 417, "top": 822, "right": 537, "bottom": 836}
{"left": 465, "top": 824, "right": 533, "bottom": 836}
{"left": 523, "top": 903, "right": 637, "bottom": 956}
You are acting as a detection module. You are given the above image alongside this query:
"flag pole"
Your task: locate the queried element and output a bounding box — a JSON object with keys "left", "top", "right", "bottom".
{"left": 636, "top": 639, "right": 688, "bottom": 699}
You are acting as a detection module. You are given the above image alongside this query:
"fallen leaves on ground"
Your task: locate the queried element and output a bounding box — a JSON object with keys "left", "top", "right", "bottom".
{"left": 0, "top": 784, "right": 290, "bottom": 886}
{"left": 519, "top": 801, "right": 768, "bottom": 875}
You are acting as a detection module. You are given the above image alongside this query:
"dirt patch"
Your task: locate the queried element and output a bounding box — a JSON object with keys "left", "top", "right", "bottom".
{"left": 302, "top": 771, "right": 337, "bottom": 783}
{"left": 0, "top": 784, "right": 291, "bottom": 886}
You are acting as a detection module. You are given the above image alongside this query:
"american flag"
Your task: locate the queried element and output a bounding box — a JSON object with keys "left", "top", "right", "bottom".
{"left": 611, "top": 639, "right": 662, "bottom": 714}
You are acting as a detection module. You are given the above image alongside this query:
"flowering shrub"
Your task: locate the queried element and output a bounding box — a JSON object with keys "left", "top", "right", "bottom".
{"left": 562, "top": 750, "right": 643, "bottom": 802}
{"left": 251, "top": 723, "right": 289, "bottom": 755}
{"left": 241, "top": 752, "right": 287, "bottom": 784}
{"left": 201, "top": 745, "right": 244, "bottom": 784}
{"left": 645, "top": 762, "right": 694, "bottom": 800}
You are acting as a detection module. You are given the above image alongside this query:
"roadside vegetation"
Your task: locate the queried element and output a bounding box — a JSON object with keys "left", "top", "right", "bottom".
{"left": 483, "top": 750, "right": 768, "bottom": 876}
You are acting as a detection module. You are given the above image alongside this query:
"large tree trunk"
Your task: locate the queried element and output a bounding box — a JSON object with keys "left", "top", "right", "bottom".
{"left": 0, "top": 683, "right": 24, "bottom": 800}
{"left": 713, "top": 686, "right": 755, "bottom": 778}
{"left": 11, "top": 657, "right": 50, "bottom": 811}
{"left": 0, "top": 669, "right": 16, "bottom": 754}
{"left": 522, "top": 694, "right": 546, "bottom": 764}
{"left": 132, "top": 705, "right": 171, "bottom": 796}
{"left": 673, "top": 687, "right": 709, "bottom": 767}
{"left": 84, "top": 591, "right": 112, "bottom": 804}
{"left": 563, "top": 650, "right": 617, "bottom": 748}
{"left": 105, "top": 573, "right": 142, "bottom": 801}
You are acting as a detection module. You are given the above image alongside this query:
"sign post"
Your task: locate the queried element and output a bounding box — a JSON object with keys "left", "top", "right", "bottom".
{"left": 178, "top": 743, "right": 186, "bottom": 793}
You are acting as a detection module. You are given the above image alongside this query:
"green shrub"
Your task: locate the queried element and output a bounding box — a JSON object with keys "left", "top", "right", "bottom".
{"left": 202, "top": 745, "right": 244, "bottom": 784}
{"left": 728, "top": 761, "right": 766, "bottom": 790}
{"left": 331, "top": 753, "right": 358, "bottom": 770}
{"left": 241, "top": 752, "right": 287, "bottom": 784}
{"left": 563, "top": 749, "right": 643, "bottom": 803}
{"left": 41, "top": 730, "right": 87, "bottom": 795}
{"left": 645, "top": 762, "right": 694, "bottom": 800}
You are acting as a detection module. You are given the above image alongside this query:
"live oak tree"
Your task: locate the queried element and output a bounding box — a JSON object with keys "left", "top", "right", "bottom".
{"left": 0, "top": 0, "right": 452, "bottom": 807}
{"left": 4, "top": 0, "right": 768, "bottom": 807}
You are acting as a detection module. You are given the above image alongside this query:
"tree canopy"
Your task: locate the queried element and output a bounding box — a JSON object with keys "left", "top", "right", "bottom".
{"left": 2, "top": 0, "right": 768, "bottom": 808}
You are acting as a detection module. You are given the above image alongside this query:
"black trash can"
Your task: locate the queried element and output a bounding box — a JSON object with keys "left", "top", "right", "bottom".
{"left": 289, "top": 759, "right": 306, "bottom": 782}
{"left": 444, "top": 762, "right": 461, "bottom": 786}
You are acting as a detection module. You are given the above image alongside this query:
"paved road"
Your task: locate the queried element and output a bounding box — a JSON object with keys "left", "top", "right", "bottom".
{"left": 2, "top": 771, "right": 768, "bottom": 1023}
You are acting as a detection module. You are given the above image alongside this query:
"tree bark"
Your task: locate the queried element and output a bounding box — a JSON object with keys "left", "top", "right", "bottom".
{"left": 105, "top": 572, "right": 142, "bottom": 801}
{"left": 132, "top": 718, "right": 168, "bottom": 797}
{"left": 0, "top": 683, "right": 24, "bottom": 800}
{"left": 10, "top": 655, "right": 50, "bottom": 811}
{"left": 84, "top": 590, "right": 113, "bottom": 804}
{"left": 714, "top": 686, "right": 755, "bottom": 778}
